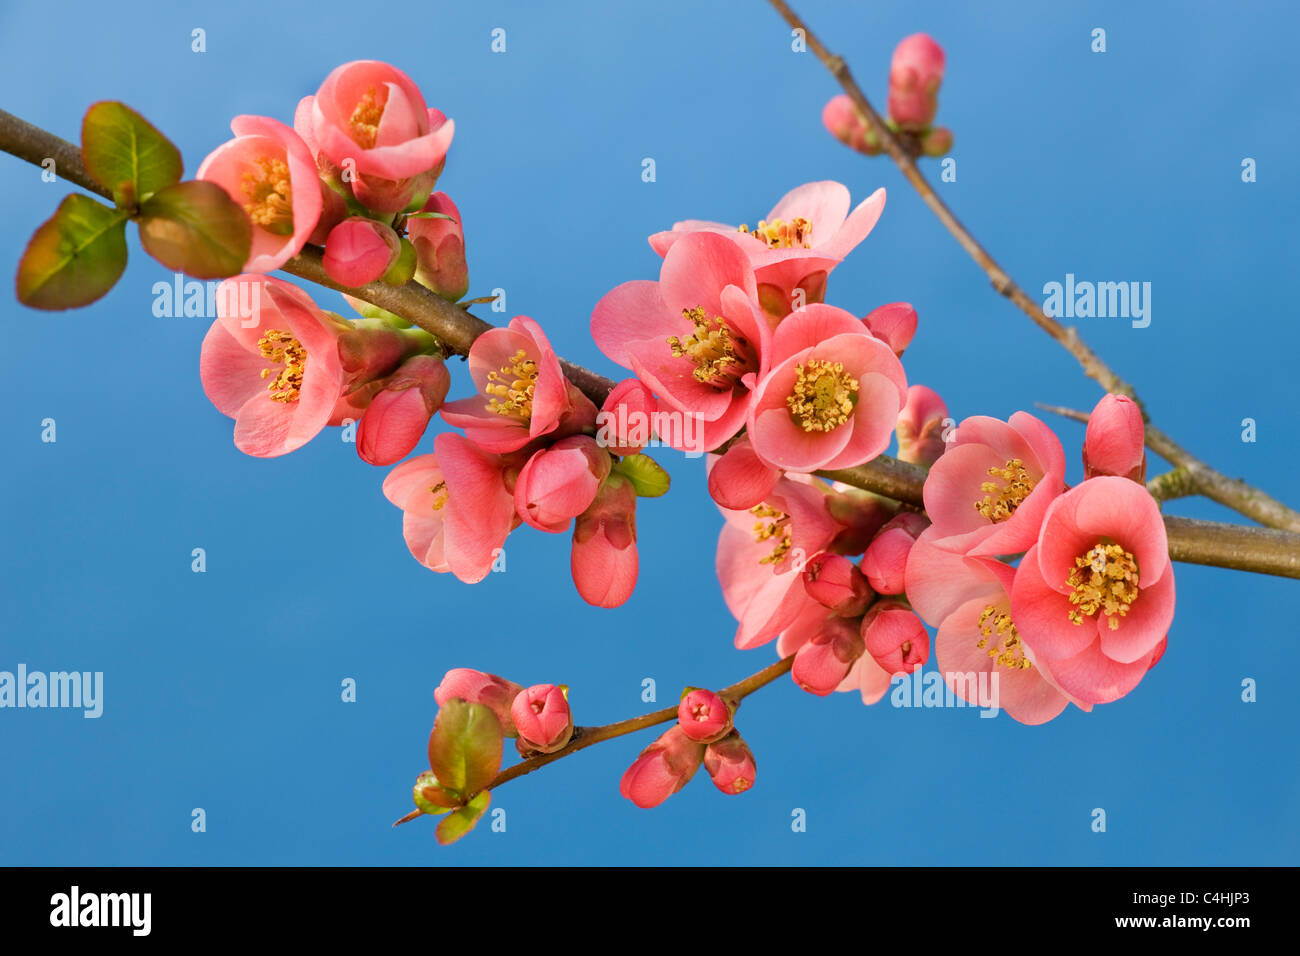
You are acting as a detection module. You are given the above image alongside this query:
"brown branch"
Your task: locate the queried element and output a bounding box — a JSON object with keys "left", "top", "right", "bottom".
{"left": 2, "top": 109, "right": 1298, "bottom": 578}
{"left": 763, "top": 0, "right": 1300, "bottom": 535}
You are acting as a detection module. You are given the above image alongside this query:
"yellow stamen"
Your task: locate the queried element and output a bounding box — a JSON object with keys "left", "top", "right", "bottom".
{"left": 667, "top": 306, "right": 747, "bottom": 389}
{"left": 976, "top": 604, "right": 1033, "bottom": 670}
{"left": 750, "top": 503, "right": 792, "bottom": 565}
{"left": 786, "top": 359, "right": 859, "bottom": 432}
{"left": 483, "top": 348, "right": 538, "bottom": 420}
{"left": 257, "top": 329, "right": 307, "bottom": 403}
{"left": 241, "top": 157, "right": 294, "bottom": 236}
{"left": 738, "top": 217, "right": 813, "bottom": 249}
{"left": 349, "top": 86, "right": 388, "bottom": 149}
{"left": 429, "top": 481, "right": 448, "bottom": 512}
{"left": 1067, "top": 543, "right": 1139, "bottom": 630}
{"left": 974, "top": 458, "right": 1035, "bottom": 522}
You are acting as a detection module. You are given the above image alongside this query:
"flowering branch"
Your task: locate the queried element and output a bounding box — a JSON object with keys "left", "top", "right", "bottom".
{"left": 763, "top": 0, "right": 1300, "bottom": 535}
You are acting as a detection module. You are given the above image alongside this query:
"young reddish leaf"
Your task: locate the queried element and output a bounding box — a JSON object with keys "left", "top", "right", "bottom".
{"left": 427, "top": 699, "right": 503, "bottom": 795}
{"left": 411, "top": 770, "right": 458, "bottom": 815}
{"left": 15, "top": 194, "right": 128, "bottom": 310}
{"left": 81, "top": 101, "right": 183, "bottom": 204}
{"left": 435, "top": 791, "right": 491, "bottom": 846}
{"left": 137, "top": 181, "right": 251, "bottom": 279}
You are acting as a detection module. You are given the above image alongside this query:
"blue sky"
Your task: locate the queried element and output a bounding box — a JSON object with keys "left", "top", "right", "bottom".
{"left": 1, "top": 0, "right": 1296, "bottom": 865}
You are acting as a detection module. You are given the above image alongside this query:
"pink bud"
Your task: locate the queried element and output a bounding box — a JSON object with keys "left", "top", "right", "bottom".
{"left": 888, "top": 33, "right": 946, "bottom": 130}
{"left": 707, "top": 435, "right": 782, "bottom": 511}
{"left": 677, "top": 688, "right": 734, "bottom": 744}
{"left": 356, "top": 355, "right": 451, "bottom": 465}
{"left": 322, "top": 217, "right": 401, "bottom": 288}
{"left": 861, "top": 601, "right": 929, "bottom": 675}
{"left": 409, "top": 191, "right": 469, "bottom": 302}
{"left": 510, "top": 684, "right": 574, "bottom": 754}
{"left": 596, "top": 379, "right": 660, "bottom": 456}
{"left": 619, "top": 726, "right": 704, "bottom": 809}
{"left": 515, "top": 436, "right": 612, "bottom": 533}
{"left": 920, "top": 126, "right": 954, "bottom": 157}
{"left": 704, "top": 733, "right": 757, "bottom": 795}
{"left": 792, "top": 617, "right": 866, "bottom": 697}
{"left": 896, "top": 384, "right": 950, "bottom": 467}
{"left": 1083, "top": 393, "right": 1146, "bottom": 482}
{"left": 434, "top": 668, "right": 525, "bottom": 737}
{"left": 821, "top": 94, "right": 883, "bottom": 156}
{"left": 863, "top": 302, "right": 918, "bottom": 356}
{"left": 861, "top": 512, "right": 930, "bottom": 595}
{"left": 802, "top": 553, "right": 873, "bottom": 616}
{"left": 571, "top": 474, "right": 638, "bottom": 608}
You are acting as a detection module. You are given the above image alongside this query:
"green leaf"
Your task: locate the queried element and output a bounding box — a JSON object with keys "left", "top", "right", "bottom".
{"left": 435, "top": 791, "right": 491, "bottom": 846}
{"left": 15, "top": 194, "right": 128, "bottom": 310}
{"left": 615, "top": 453, "right": 672, "bottom": 498}
{"left": 427, "top": 699, "right": 503, "bottom": 795}
{"left": 412, "top": 770, "right": 458, "bottom": 816}
{"left": 81, "top": 101, "right": 183, "bottom": 205}
{"left": 137, "top": 181, "right": 252, "bottom": 279}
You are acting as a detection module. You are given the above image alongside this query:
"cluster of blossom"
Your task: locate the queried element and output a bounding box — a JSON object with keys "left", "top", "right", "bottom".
{"left": 434, "top": 669, "right": 575, "bottom": 756}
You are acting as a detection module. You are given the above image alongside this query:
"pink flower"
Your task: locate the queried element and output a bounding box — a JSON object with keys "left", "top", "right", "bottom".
{"left": 409, "top": 191, "right": 469, "bottom": 301}
{"left": 792, "top": 616, "right": 867, "bottom": 696}
{"left": 594, "top": 378, "right": 660, "bottom": 456}
{"left": 356, "top": 355, "right": 451, "bottom": 466}
{"left": 322, "top": 217, "right": 401, "bottom": 287}
{"left": 704, "top": 734, "right": 757, "bottom": 795}
{"left": 1010, "top": 477, "right": 1174, "bottom": 705}
{"left": 922, "top": 412, "right": 1066, "bottom": 560}
{"left": 706, "top": 435, "right": 782, "bottom": 511}
{"left": 802, "top": 552, "right": 873, "bottom": 616}
{"left": 434, "top": 668, "right": 524, "bottom": 737}
{"left": 861, "top": 600, "right": 929, "bottom": 675}
{"left": 905, "top": 529, "right": 1075, "bottom": 725}
{"left": 514, "top": 436, "right": 611, "bottom": 533}
{"left": 299, "top": 60, "right": 454, "bottom": 213}
{"left": 861, "top": 512, "right": 930, "bottom": 595}
{"left": 619, "top": 726, "right": 705, "bottom": 809}
{"left": 648, "top": 182, "right": 887, "bottom": 322}
{"left": 677, "top": 689, "right": 734, "bottom": 744}
{"left": 571, "top": 474, "right": 638, "bottom": 608}
{"left": 862, "top": 302, "right": 918, "bottom": 356}
{"left": 510, "top": 684, "right": 574, "bottom": 754}
{"left": 1084, "top": 393, "right": 1146, "bottom": 482}
{"left": 746, "top": 304, "right": 907, "bottom": 472}
{"left": 888, "top": 34, "right": 946, "bottom": 130}
{"left": 592, "top": 232, "right": 770, "bottom": 452}
{"left": 381, "top": 432, "right": 520, "bottom": 583}
{"left": 197, "top": 115, "right": 322, "bottom": 274}
{"left": 200, "top": 275, "right": 348, "bottom": 457}
{"left": 822, "top": 95, "right": 883, "bottom": 156}
{"left": 896, "top": 384, "right": 950, "bottom": 467}
{"left": 716, "top": 477, "right": 843, "bottom": 649}
{"left": 441, "top": 316, "right": 596, "bottom": 454}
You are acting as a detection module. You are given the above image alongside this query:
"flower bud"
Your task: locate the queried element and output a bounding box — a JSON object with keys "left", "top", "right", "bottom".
{"left": 861, "top": 512, "right": 930, "bottom": 595}
{"left": 596, "top": 378, "right": 660, "bottom": 456}
{"left": 381, "top": 237, "right": 418, "bottom": 286}
{"left": 433, "top": 668, "right": 524, "bottom": 737}
{"left": 322, "top": 217, "right": 401, "bottom": 287}
{"left": 571, "top": 473, "right": 638, "bottom": 608}
{"left": 821, "top": 94, "right": 883, "bottom": 156}
{"left": 677, "top": 688, "right": 734, "bottom": 744}
{"left": 356, "top": 355, "right": 451, "bottom": 466}
{"left": 704, "top": 733, "right": 757, "bottom": 795}
{"left": 792, "top": 617, "right": 866, "bottom": 697}
{"left": 515, "top": 436, "right": 611, "bottom": 533}
{"left": 920, "top": 126, "right": 953, "bottom": 157}
{"left": 510, "top": 684, "right": 574, "bottom": 754}
{"left": 707, "top": 435, "right": 781, "bottom": 511}
{"left": 896, "top": 384, "right": 950, "bottom": 467}
{"left": 863, "top": 302, "right": 918, "bottom": 356}
{"left": 1083, "top": 393, "right": 1146, "bottom": 482}
{"left": 802, "top": 552, "right": 873, "bottom": 616}
{"left": 619, "top": 726, "right": 704, "bottom": 809}
{"left": 888, "top": 33, "right": 946, "bottom": 130}
{"left": 861, "top": 600, "right": 929, "bottom": 675}
{"left": 409, "top": 192, "right": 469, "bottom": 301}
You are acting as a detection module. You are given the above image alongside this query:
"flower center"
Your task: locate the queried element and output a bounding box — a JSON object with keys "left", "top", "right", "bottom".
{"left": 786, "top": 359, "right": 859, "bottom": 432}
{"left": 729, "top": 775, "right": 752, "bottom": 794}
{"left": 738, "top": 217, "right": 813, "bottom": 249}
{"left": 749, "top": 503, "right": 792, "bottom": 565}
{"left": 1067, "top": 543, "right": 1139, "bottom": 630}
{"left": 973, "top": 458, "right": 1035, "bottom": 522}
{"left": 483, "top": 348, "right": 538, "bottom": 420}
{"left": 429, "top": 481, "right": 448, "bottom": 511}
{"left": 348, "top": 86, "right": 388, "bottom": 149}
{"left": 667, "top": 306, "right": 747, "bottom": 389}
{"left": 977, "top": 604, "right": 1032, "bottom": 670}
{"left": 257, "top": 329, "right": 307, "bottom": 403}
{"left": 690, "top": 703, "right": 711, "bottom": 722}
{"left": 530, "top": 700, "right": 545, "bottom": 715}
{"left": 241, "top": 156, "right": 294, "bottom": 236}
